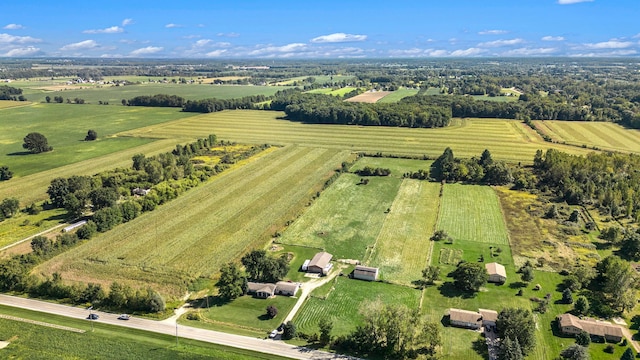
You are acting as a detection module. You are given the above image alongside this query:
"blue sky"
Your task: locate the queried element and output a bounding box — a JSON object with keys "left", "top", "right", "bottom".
{"left": 1, "top": 0, "right": 639, "bottom": 58}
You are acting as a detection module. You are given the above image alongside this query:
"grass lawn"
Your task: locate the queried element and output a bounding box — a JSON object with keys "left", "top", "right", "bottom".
{"left": 377, "top": 88, "right": 420, "bottom": 103}
{"left": 349, "top": 156, "right": 432, "bottom": 176}
{"left": 202, "top": 295, "right": 297, "bottom": 335}
{"left": 367, "top": 179, "right": 440, "bottom": 285}
{"left": 278, "top": 173, "right": 401, "bottom": 260}
{"left": 34, "top": 146, "right": 350, "bottom": 296}
{"left": 0, "top": 103, "right": 195, "bottom": 176}
{"left": 437, "top": 184, "right": 510, "bottom": 245}
{"left": 0, "top": 305, "right": 284, "bottom": 360}
{"left": 294, "top": 277, "right": 421, "bottom": 336}
{"left": 272, "top": 244, "right": 324, "bottom": 283}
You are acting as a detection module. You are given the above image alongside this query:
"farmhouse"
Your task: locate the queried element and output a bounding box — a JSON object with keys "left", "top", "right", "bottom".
{"left": 485, "top": 262, "right": 507, "bottom": 283}
{"left": 307, "top": 251, "right": 333, "bottom": 275}
{"left": 352, "top": 265, "right": 379, "bottom": 281}
{"left": 448, "top": 309, "right": 482, "bottom": 329}
{"left": 246, "top": 282, "right": 277, "bottom": 299}
{"left": 557, "top": 313, "right": 624, "bottom": 343}
{"left": 275, "top": 281, "right": 300, "bottom": 296}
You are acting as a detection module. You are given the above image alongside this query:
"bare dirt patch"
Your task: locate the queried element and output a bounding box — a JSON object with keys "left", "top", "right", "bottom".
{"left": 344, "top": 91, "right": 392, "bottom": 103}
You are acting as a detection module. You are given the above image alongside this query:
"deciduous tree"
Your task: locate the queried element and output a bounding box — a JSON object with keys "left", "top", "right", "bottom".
{"left": 451, "top": 262, "right": 487, "bottom": 292}
{"left": 23, "top": 132, "right": 52, "bottom": 153}
{"left": 496, "top": 308, "right": 536, "bottom": 356}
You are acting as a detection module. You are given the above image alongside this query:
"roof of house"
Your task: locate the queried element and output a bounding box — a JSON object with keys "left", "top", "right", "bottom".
{"left": 558, "top": 313, "right": 582, "bottom": 330}
{"left": 485, "top": 262, "right": 507, "bottom": 278}
{"left": 558, "top": 313, "right": 623, "bottom": 338}
{"left": 354, "top": 265, "right": 379, "bottom": 274}
{"left": 309, "top": 251, "right": 333, "bottom": 269}
{"left": 449, "top": 308, "right": 482, "bottom": 324}
{"left": 479, "top": 309, "right": 498, "bottom": 322}
{"left": 275, "top": 281, "right": 299, "bottom": 293}
{"left": 247, "top": 282, "right": 276, "bottom": 294}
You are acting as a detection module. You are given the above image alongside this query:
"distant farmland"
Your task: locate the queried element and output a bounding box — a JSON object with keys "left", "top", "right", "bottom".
{"left": 533, "top": 120, "right": 640, "bottom": 153}
{"left": 377, "top": 88, "right": 420, "bottom": 103}
{"left": 344, "top": 91, "right": 391, "bottom": 103}
{"left": 34, "top": 146, "right": 351, "bottom": 295}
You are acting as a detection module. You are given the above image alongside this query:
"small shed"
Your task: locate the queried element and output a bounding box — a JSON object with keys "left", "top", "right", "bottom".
{"left": 307, "top": 252, "right": 333, "bottom": 275}
{"left": 353, "top": 265, "right": 379, "bottom": 281}
{"left": 485, "top": 262, "right": 507, "bottom": 283}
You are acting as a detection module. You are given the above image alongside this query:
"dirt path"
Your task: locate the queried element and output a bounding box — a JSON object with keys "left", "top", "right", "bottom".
{"left": 620, "top": 326, "right": 640, "bottom": 353}
{"left": 283, "top": 267, "right": 342, "bottom": 324}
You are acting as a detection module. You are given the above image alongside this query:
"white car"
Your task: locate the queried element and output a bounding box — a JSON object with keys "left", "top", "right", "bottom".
{"left": 117, "top": 314, "right": 130, "bottom": 320}
{"left": 269, "top": 329, "right": 279, "bottom": 338}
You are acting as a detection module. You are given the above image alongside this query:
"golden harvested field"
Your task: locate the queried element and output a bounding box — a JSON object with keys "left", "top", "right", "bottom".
{"left": 533, "top": 120, "right": 640, "bottom": 153}
{"left": 34, "top": 145, "right": 351, "bottom": 296}
{"left": 0, "top": 100, "right": 30, "bottom": 109}
{"left": 119, "top": 110, "right": 595, "bottom": 164}
{"left": 366, "top": 179, "right": 441, "bottom": 285}
{"left": 344, "top": 90, "right": 392, "bottom": 103}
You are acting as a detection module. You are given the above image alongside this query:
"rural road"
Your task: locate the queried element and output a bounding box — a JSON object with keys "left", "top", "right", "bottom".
{"left": 0, "top": 294, "right": 356, "bottom": 360}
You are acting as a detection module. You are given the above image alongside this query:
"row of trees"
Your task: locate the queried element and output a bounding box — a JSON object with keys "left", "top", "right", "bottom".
{"left": 430, "top": 148, "right": 513, "bottom": 185}
{"left": 270, "top": 93, "right": 452, "bottom": 128}
{"left": 126, "top": 94, "right": 185, "bottom": 107}
{"left": 0, "top": 85, "right": 25, "bottom": 101}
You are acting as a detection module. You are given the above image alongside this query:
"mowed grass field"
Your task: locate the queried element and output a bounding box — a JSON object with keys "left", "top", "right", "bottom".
{"left": 24, "top": 84, "right": 288, "bottom": 104}
{"left": 367, "top": 179, "right": 440, "bottom": 285}
{"left": 278, "top": 173, "right": 400, "bottom": 260}
{"left": 377, "top": 88, "right": 420, "bottom": 103}
{"left": 119, "top": 110, "right": 596, "bottom": 164}
{"left": 0, "top": 103, "right": 194, "bottom": 176}
{"left": 437, "top": 184, "right": 510, "bottom": 244}
{"left": 305, "top": 87, "right": 357, "bottom": 96}
{"left": 0, "top": 100, "right": 31, "bottom": 109}
{"left": 34, "top": 146, "right": 351, "bottom": 296}
{"left": 294, "top": 277, "right": 421, "bottom": 336}
{"left": 534, "top": 120, "right": 640, "bottom": 153}
{"left": 349, "top": 156, "right": 432, "bottom": 175}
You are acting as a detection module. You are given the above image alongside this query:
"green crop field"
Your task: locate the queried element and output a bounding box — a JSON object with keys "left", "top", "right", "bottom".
{"left": 35, "top": 145, "right": 351, "bottom": 296}
{"left": 294, "top": 277, "right": 421, "bottom": 336}
{"left": 305, "top": 87, "right": 357, "bottom": 96}
{"left": 24, "top": 84, "right": 288, "bottom": 104}
{"left": 0, "top": 305, "right": 283, "bottom": 360}
{"left": 0, "top": 208, "right": 67, "bottom": 250}
{"left": 377, "top": 88, "right": 420, "bottom": 103}
{"left": 366, "top": 180, "right": 440, "bottom": 285}
{"left": 278, "top": 173, "right": 401, "bottom": 260}
{"left": 534, "top": 120, "right": 640, "bottom": 153}
{"left": 0, "top": 103, "right": 194, "bottom": 176}
{"left": 437, "top": 184, "right": 509, "bottom": 244}
{"left": 119, "top": 110, "right": 596, "bottom": 164}
{"left": 349, "top": 157, "right": 432, "bottom": 175}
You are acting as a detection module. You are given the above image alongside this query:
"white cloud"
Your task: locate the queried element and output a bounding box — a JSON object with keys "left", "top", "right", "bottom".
{"left": 558, "top": 0, "right": 593, "bottom": 4}
{"left": 479, "top": 30, "right": 508, "bottom": 35}
{"left": 217, "top": 32, "right": 240, "bottom": 38}
{"left": 122, "top": 19, "right": 134, "bottom": 26}
{"left": 130, "top": 46, "right": 163, "bottom": 56}
{"left": 3, "top": 24, "right": 25, "bottom": 30}
{"left": 165, "top": 23, "right": 182, "bottom": 28}
{"left": 4, "top": 46, "right": 41, "bottom": 57}
{"left": 501, "top": 47, "right": 558, "bottom": 56}
{"left": 0, "top": 33, "right": 41, "bottom": 44}
{"left": 83, "top": 26, "right": 123, "bottom": 34}
{"left": 310, "top": 33, "right": 367, "bottom": 43}
{"left": 193, "top": 39, "right": 230, "bottom": 48}
{"left": 60, "top": 40, "right": 99, "bottom": 51}
{"left": 248, "top": 43, "right": 307, "bottom": 56}
{"left": 206, "top": 49, "right": 227, "bottom": 57}
{"left": 450, "top": 48, "right": 486, "bottom": 56}
{"left": 542, "top": 36, "right": 565, "bottom": 41}
{"left": 633, "top": 33, "right": 640, "bottom": 39}
{"left": 571, "top": 49, "right": 637, "bottom": 57}
{"left": 478, "top": 38, "right": 524, "bottom": 47}
{"left": 583, "top": 40, "right": 633, "bottom": 49}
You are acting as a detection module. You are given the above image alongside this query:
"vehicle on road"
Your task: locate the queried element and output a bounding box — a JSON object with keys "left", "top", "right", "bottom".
{"left": 269, "top": 329, "right": 279, "bottom": 339}
{"left": 117, "top": 314, "right": 130, "bottom": 320}
{"left": 87, "top": 313, "right": 99, "bottom": 320}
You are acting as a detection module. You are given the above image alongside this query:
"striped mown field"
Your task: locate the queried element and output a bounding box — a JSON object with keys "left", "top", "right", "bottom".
{"left": 377, "top": 88, "right": 420, "bottom": 103}
{"left": 366, "top": 179, "right": 440, "bottom": 285}
{"left": 534, "top": 120, "right": 640, "bottom": 153}
{"left": 34, "top": 145, "right": 351, "bottom": 296}
{"left": 119, "top": 110, "right": 596, "bottom": 164}
{"left": 436, "top": 184, "right": 509, "bottom": 244}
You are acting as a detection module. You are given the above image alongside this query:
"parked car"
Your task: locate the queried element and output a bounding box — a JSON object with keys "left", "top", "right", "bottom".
{"left": 269, "top": 329, "right": 279, "bottom": 338}
{"left": 87, "top": 313, "right": 99, "bottom": 320}
{"left": 117, "top": 314, "right": 130, "bottom": 320}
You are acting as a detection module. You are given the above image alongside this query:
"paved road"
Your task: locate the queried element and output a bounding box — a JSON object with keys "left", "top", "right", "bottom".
{"left": 0, "top": 294, "right": 355, "bottom": 360}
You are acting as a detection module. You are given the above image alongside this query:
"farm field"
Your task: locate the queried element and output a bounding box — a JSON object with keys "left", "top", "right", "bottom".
{"left": 305, "top": 87, "right": 357, "bottom": 96}
{"left": 0, "top": 103, "right": 194, "bottom": 176}
{"left": 366, "top": 179, "right": 440, "bottom": 285}
{"left": 437, "top": 184, "right": 510, "bottom": 244}
{"left": 0, "top": 305, "right": 281, "bottom": 360}
{"left": 272, "top": 75, "right": 355, "bottom": 86}
{"left": 34, "top": 145, "right": 351, "bottom": 296}
{"left": 344, "top": 91, "right": 392, "bottom": 103}
{"left": 377, "top": 88, "right": 420, "bottom": 103}
{"left": 0, "top": 100, "right": 30, "bottom": 109}
{"left": 23, "top": 84, "right": 288, "bottom": 104}
{"left": 533, "top": 120, "right": 640, "bottom": 153}
{"left": 279, "top": 173, "right": 400, "bottom": 260}
{"left": 0, "top": 208, "right": 67, "bottom": 250}
{"left": 294, "top": 277, "right": 421, "bottom": 336}
{"left": 349, "top": 156, "right": 432, "bottom": 175}
{"left": 119, "top": 110, "right": 596, "bottom": 163}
